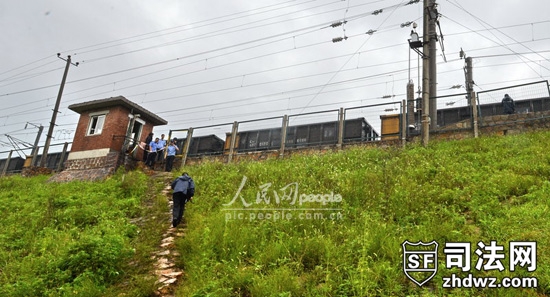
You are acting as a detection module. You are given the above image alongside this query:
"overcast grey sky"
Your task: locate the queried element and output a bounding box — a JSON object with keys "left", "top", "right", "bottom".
{"left": 1, "top": 0, "right": 549, "bottom": 157}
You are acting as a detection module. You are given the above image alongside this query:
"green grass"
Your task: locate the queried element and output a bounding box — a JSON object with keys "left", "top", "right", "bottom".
{"left": 175, "top": 131, "right": 550, "bottom": 296}
{"left": 1, "top": 131, "right": 550, "bottom": 296}
{"left": 0, "top": 169, "right": 170, "bottom": 297}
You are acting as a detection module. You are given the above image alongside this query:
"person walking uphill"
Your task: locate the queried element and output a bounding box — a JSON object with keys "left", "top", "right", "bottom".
{"left": 170, "top": 172, "right": 195, "bottom": 228}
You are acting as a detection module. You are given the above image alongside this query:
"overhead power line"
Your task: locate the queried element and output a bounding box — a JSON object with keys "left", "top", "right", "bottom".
{"left": 444, "top": 1, "right": 550, "bottom": 74}
{"left": 0, "top": 59, "right": 61, "bottom": 84}
{"left": 297, "top": 0, "right": 408, "bottom": 115}
{"left": 1, "top": 70, "right": 545, "bottom": 134}
{"left": 72, "top": 0, "right": 410, "bottom": 62}
{"left": 0, "top": 0, "right": 333, "bottom": 90}
{"left": 1, "top": 36, "right": 547, "bottom": 124}
{"left": 79, "top": 0, "right": 419, "bottom": 64}
{"left": 67, "top": 0, "right": 327, "bottom": 55}
{"left": 0, "top": 66, "right": 65, "bottom": 88}
{"left": 0, "top": 55, "right": 55, "bottom": 77}
{"left": 0, "top": 0, "right": 548, "bottom": 139}
{"left": 0, "top": 3, "right": 419, "bottom": 99}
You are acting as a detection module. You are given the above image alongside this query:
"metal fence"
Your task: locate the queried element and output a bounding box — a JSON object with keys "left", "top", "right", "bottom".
{"left": 2, "top": 81, "right": 548, "bottom": 172}
{"left": 165, "top": 81, "right": 550, "bottom": 165}
{"left": 433, "top": 80, "right": 550, "bottom": 130}
{"left": 477, "top": 81, "right": 550, "bottom": 118}
{"left": 0, "top": 142, "right": 71, "bottom": 176}
{"left": 165, "top": 101, "right": 404, "bottom": 164}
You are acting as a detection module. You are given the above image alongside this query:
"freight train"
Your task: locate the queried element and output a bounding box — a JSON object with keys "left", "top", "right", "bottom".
{"left": 1, "top": 117, "right": 378, "bottom": 173}
{"left": 0, "top": 152, "right": 68, "bottom": 174}
{"left": 228, "top": 117, "right": 378, "bottom": 152}
{"left": 3, "top": 92, "right": 548, "bottom": 174}
{"left": 172, "top": 117, "right": 379, "bottom": 155}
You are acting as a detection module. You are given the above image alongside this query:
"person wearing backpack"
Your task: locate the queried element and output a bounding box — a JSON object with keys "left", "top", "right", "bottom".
{"left": 170, "top": 172, "right": 195, "bottom": 228}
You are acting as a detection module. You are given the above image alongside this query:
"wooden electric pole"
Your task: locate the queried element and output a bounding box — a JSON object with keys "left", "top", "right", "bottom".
{"left": 39, "top": 54, "right": 78, "bottom": 168}
{"left": 428, "top": 0, "right": 438, "bottom": 129}
{"left": 25, "top": 122, "right": 44, "bottom": 167}
{"left": 421, "top": 0, "right": 431, "bottom": 146}
{"left": 407, "top": 81, "right": 415, "bottom": 129}
{"left": 463, "top": 54, "right": 479, "bottom": 138}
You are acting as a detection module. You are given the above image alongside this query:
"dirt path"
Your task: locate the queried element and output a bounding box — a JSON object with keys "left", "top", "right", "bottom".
{"left": 151, "top": 173, "right": 186, "bottom": 297}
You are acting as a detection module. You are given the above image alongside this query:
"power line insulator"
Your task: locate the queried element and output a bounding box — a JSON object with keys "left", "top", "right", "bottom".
{"left": 330, "top": 20, "right": 347, "bottom": 28}
{"left": 332, "top": 36, "right": 348, "bottom": 43}
{"left": 366, "top": 29, "right": 377, "bottom": 35}
{"left": 372, "top": 9, "right": 383, "bottom": 15}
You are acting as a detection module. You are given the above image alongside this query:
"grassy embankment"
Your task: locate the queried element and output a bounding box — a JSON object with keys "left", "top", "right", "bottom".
{"left": 176, "top": 131, "right": 550, "bottom": 296}
{"left": 0, "top": 170, "right": 170, "bottom": 297}
{"left": 1, "top": 130, "right": 549, "bottom": 296}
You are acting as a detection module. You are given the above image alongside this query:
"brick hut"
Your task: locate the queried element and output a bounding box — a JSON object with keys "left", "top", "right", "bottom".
{"left": 51, "top": 96, "right": 167, "bottom": 181}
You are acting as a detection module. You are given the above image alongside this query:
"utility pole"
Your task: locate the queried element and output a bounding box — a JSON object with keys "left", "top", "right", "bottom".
{"left": 421, "top": 0, "right": 431, "bottom": 146}
{"left": 463, "top": 53, "right": 479, "bottom": 138}
{"left": 401, "top": 99, "right": 407, "bottom": 146}
{"left": 24, "top": 122, "right": 43, "bottom": 166}
{"left": 428, "top": 0, "right": 438, "bottom": 129}
{"left": 40, "top": 54, "right": 78, "bottom": 168}
{"left": 406, "top": 81, "right": 415, "bottom": 128}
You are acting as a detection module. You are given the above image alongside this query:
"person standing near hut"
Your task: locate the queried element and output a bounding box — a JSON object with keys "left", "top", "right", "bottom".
{"left": 143, "top": 132, "right": 154, "bottom": 162}
{"left": 156, "top": 134, "right": 167, "bottom": 163}
{"left": 165, "top": 139, "right": 179, "bottom": 172}
{"left": 145, "top": 137, "right": 159, "bottom": 169}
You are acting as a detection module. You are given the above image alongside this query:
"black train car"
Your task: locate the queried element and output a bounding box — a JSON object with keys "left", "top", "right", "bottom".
{"left": 226, "top": 117, "right": 379, "bottom": 152}
{"left": 285, "top": 121, "right": 338, "bottom": 148}
{"left": 0, "top": 151, "right": 68, "bottom": 173}
{"left": 380, "top": 96, "right": 550, "bottom": 139}
{"left": 0, "top": 156, "right": 25, "bottom": 173}
{"left": 436, "top": 96, "right": 550, "bottom": 127}
{"left": 174, "top": 135, "right": 225, "bottom": 156}
{"left": 343, "top": 117, "right": 379, "bottom": 143}
{"left": 43, "top": 152, "right": 68, "bottom": 170}
{"left": 232, "top": 128, "right": 283, "bottom": 152}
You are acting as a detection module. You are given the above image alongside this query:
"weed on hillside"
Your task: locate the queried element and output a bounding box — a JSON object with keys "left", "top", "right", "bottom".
{"left": 0, "top": 169, "right": 169, "bottom": 297}
{"left": 175, "top": 131, "right": 550, "bottom": 297}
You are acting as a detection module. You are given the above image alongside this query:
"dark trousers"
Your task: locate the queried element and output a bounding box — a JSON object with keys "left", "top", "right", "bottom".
{"left": 172, "top": 192, "right": 190, "bottom": 227}
{"left": 143, "top": 151, "right": 148, "bottom": 162}
{"left": 145, "top": 152, "right": 157, "bottom": 168}
{"left": 157, "top": 149, "right": 165, "bottom": 162}
{"left": 165, "top": 155, "right": 175, "bottom": 172}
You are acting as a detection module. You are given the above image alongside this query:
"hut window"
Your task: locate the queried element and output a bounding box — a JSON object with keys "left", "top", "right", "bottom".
{"left": 87, "top": 114, "right": 106, "bottom": 135}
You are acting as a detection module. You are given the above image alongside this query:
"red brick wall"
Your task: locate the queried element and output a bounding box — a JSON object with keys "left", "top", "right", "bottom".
{"left": 71, "top": 105, "right": 155, "bottom": 155}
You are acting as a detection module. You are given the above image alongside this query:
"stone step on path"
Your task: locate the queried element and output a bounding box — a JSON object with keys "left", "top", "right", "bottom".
{"left": 151, "top": 183, "right": 185, "bottom": 297}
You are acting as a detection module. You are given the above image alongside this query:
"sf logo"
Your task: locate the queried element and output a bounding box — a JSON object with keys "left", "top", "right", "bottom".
{"left": 402, "top": 240, "right": 439, "bottom": 286}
